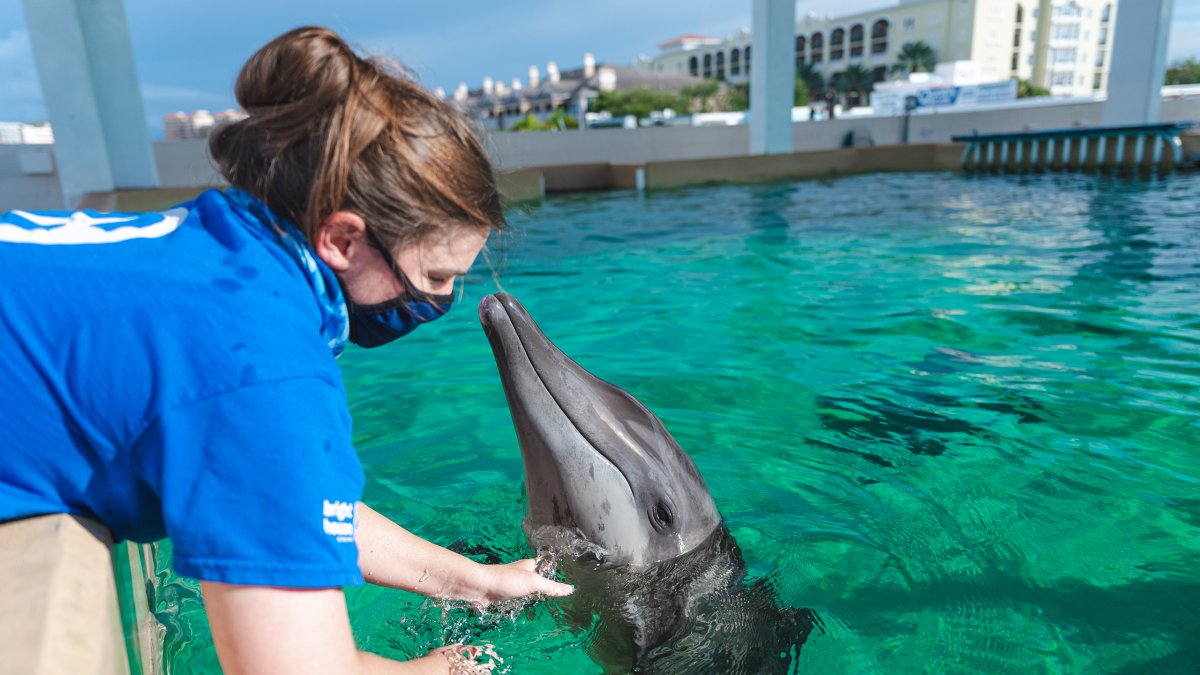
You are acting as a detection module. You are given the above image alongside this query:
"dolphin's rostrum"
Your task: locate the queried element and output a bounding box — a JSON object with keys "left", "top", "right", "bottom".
{"left": 480, "top": 292, "right": 815, "bottom": 673}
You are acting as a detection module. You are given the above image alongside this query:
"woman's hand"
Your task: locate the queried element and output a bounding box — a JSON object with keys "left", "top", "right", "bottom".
{"left": 465, "top": 558, "right": 573, "bottom": 608}
{"left": 356, "top": 503, "right": 572, "bottom": 607}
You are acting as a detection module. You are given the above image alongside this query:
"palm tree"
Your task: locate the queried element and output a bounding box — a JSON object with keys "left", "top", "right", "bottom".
{"left": 837, "top": 64, "right": 877, "bottom": 108}
{"left": 796, "top": 62, "right": 825, "bottom": 97}
{"left": 891, "top": 41, "right": 938, "bottom": 76}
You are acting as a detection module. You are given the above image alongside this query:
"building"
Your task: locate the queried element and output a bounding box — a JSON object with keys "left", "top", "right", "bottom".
{"left": 163, "top": 109, "right": 247, "bottom": 141}
{"left": 0, "top": 122, "right": 54, "bottom": 144}
{"left": 448, "top": 53, "right": 703, "bottom": 130}
{"left": 639, "top": 0, "right": 1118, "bottom": 98}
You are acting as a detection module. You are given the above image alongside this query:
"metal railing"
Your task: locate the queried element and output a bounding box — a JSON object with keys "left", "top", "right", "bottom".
{"left": 953, "top": 123, "right": 1196, "bottom": 174}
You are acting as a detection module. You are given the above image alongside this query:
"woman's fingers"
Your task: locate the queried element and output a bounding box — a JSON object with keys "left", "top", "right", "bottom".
{"left": 535, "top": 575, "right": 574, "bottom": 597}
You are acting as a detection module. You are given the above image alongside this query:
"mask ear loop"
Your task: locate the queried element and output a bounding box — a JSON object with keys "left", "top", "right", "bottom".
{"left": 363, "top": 226, "right": 444, "bottom": 308}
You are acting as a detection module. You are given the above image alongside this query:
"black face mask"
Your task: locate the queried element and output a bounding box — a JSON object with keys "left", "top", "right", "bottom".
{"left": 345, "top": 228, "right": 453, "bottom": 348}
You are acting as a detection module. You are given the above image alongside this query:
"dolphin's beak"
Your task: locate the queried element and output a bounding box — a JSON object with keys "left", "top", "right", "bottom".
{"left": 479, "top": 292, "right": 578, "bottom": 397}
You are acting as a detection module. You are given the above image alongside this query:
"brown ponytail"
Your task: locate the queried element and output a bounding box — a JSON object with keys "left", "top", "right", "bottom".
{"left": 210, "top": 26, "right": 504, "bottom": 247}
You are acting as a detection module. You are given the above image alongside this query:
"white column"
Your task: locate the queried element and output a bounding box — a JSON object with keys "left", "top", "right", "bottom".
{"left": 21, "top": 0, "right": 157, "bottom": 209}
{"left": 750, "top": 0, "right": 795, "bottom": 155}
{"left": 74, "top": 0, "right": 158, "bottom": 190}
{"left": 1103, "top": 0, "right": 1174, "bottom": 126}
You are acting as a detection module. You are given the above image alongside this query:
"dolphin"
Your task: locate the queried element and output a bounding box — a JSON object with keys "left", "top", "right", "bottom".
{"left": 479, "top": 292, "right": 815, "bottom": 674}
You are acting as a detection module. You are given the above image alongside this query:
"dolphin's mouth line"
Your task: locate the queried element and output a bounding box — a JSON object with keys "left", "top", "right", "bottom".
{"left": 488, "top": 297, "right": 637, "bottom": 501}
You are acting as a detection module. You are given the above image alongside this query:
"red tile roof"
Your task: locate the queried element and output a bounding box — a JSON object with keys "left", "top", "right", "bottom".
{"left": 657, "top": 34, "right": 719, "bottom": 49}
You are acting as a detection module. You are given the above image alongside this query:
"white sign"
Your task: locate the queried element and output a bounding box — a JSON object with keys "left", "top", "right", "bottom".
{"left": 872, "top": 80, "right": 1019, "bottom": 116}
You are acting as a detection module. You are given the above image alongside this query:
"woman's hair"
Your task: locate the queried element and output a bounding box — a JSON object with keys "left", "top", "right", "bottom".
{"left": 210, "top": 26, "right": 505, "bottom": 246}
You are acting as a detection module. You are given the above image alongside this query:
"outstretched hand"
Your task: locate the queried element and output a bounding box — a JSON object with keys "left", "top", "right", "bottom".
{"left": 469, "top": 558, "right": 573, "bottom": 608}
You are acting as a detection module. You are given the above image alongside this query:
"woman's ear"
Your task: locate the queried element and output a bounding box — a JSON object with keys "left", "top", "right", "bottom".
{"left": 313, "top": 211, "right": 368, "bottom": 272}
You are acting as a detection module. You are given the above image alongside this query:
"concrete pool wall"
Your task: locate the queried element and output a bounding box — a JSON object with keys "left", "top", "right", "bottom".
{"left": 0, "top": 514, "right": 160, "bottom": 675}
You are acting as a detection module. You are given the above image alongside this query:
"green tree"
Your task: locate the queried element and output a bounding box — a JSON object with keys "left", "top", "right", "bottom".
{"left": 509, "top": 113, "right": 543, "bottom": 132}
{"left": 1165, "top": 58, "right": 1200, "bottom": 85}
{"left": 793, "top": 77, "right": 810, "bottom": 107}
{"left": 592, "top": 88, "right": 689, "bottom": 118}
{"left": 680, "top": 79, "right": 721, "bottom": 112}
{"left": 508, "top": 109, "right": 579, "bottom": 132}
{"left": 891, "top": 41, "right": 938, "bottom": 76}
{"left": 1015, "top": 78, "right": 1051, "bottom": 98}
{"left": 796, "top": 63, "right": 825, "bottom": 97}
{"left": 545, "top": 109, "right": 578, "bottom": 130}
{"left": 727, "top": 83, "right": 749, "bottom": 111}
{"left": 721, "top": 78, "right": 807, "bottom": 112}
{"left": 837, "top": 64, "right": 876, "bottom": 108}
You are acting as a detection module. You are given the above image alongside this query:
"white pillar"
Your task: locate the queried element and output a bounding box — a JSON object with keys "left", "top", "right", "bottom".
{"left": 21, "top": 0, "right": 158, "bottom": 209}
{"left": 749, "top": 0, "right": 795, "bottom": 155}
{"left": 1103, "top": 0, "right": 1174, "bottom": 126}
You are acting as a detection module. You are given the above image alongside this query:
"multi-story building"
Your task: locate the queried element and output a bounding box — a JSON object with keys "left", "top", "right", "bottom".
{"left": 0, "top": 122, "right": 53, "bottom": 144}
{"left": 638, "top": 0, "right": 1118, "bottom": 98}
{"left": 163, "top": 109, "right": 247, "bottom": 141}
{"left": 448, "top": 53, "right": 701, "bottom": 130}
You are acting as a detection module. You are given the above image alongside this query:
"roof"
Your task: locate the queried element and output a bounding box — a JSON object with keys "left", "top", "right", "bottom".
{"left": 657, "top": 34, "right": 720, "bottom": 49}
{"left": 598, "top": 65, "right": 703, "bottom": 93}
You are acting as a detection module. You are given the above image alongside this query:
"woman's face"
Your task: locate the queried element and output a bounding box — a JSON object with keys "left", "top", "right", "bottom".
{"left": 314, "top": 212, "right": 488, "bottom": 305}
{"left": 388, "top": 227, "right": 489, "bottom": 299}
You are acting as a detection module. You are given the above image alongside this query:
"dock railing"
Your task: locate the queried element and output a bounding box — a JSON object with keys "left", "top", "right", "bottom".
{"left": 953, "top": 123, "right": 1196, "bottom": 174}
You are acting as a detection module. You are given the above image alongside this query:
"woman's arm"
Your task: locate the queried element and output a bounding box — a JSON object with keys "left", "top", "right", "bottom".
{"left": 201, "top": 581, "right": 457, "bottom": 674}
{"left": 355, "top": 502, "right": 572, "bottom": 605}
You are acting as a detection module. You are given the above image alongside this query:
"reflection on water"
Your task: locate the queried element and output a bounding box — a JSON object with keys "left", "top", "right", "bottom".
{"left": 154, "top": 173, "right": 1200, "bottom": 673}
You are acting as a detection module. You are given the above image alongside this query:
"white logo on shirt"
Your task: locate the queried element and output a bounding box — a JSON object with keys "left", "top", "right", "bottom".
{"left": 322, "top": 500, "right": 356, "bottom": 543}
{"left": 0, "top": 208, "right": 188, "bottom": 245}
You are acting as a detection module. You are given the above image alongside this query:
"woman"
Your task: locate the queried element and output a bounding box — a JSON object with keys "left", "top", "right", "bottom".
{"left": 0, "top": 26, "right": 570, "bottom": 673}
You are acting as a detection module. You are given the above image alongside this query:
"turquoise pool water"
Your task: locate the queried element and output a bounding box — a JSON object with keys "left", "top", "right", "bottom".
{"left": 153, "top": 172, "right": 1199, "bottom": 673}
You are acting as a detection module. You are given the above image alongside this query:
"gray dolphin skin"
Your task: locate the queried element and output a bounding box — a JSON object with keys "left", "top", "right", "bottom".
{"left": 479, "top": 292, "right": 815, "bottom": 674}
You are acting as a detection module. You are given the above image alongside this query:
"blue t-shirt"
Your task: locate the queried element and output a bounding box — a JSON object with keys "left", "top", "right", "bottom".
{"left": 0, "top": 189, "right": 364, "bottom": 588}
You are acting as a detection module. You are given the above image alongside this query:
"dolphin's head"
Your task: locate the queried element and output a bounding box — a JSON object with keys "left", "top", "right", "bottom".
{"left": 480, "top": 293, "right": 720, "bottom": 566}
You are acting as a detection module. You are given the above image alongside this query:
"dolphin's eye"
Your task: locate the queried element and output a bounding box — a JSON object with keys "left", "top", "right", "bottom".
{"left": 650, "top": 500, "right": 675, "bottom": 532}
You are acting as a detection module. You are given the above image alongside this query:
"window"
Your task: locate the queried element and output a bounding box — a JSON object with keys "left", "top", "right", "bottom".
{"left": 744, "top": 46, "right": 751, "bottom": 74}
{"left": 1012, "top": 53, "right": 1019, "bottom": 71}
{"left": 716, "top": 51, "right": 726, "bottom": 80}
{"left": 688, "top": 56, "right": 698, "bottom": 77}
{"left": 1093, "top": 72, "right": 1103, "bottom": 89}
{"left": 1014, "top": 30, "right": 1021, "bottom": 48}
{"left": 872, "top": 20, "right": 890, "bottom": 54}
{"left": 1095, "top": 50, "right": 1104, "bottom": 67}
{"left": 703, "top": 53, "right": 713, "bottom": 78}
{"left": 796, "top": 35, "right": 806, "bottom": 65}
{"left": 1052, "top": 24, "right": 1080, "bottom": 41}
{"left": 1098, "top": 26, "right": 1108, "bottom": 45}
{"left": 872, "top": 66, "right": 887, "bottom": 83}
{"left": 731, "top": 48, "right": 742, "bottom": 76}
{"left": 850, "top": 24, "right": 864, "bottom": 58}
{"left": 1016, "top": 3, "right": 1024, "bottom": 23}
{"left": 1051, "top": 72, "right": 1074, "bottom": 86}
{"left": 811, "top": 32, "right": 824, "bottom": 63}
{"left": 1053, "top": 2, "right": 1082, "bottom": 18}
{"left": 830, "top": 28, "right": 845, "bottom": 61}
{"left": 903, "top": 17, "right": 915, "bottom": 30}
{"left": 1102, "top": 4, "right": 1111, "bottom": 22}
{"left": 1051, "top": 48, "right": 1077, "bottom": 64}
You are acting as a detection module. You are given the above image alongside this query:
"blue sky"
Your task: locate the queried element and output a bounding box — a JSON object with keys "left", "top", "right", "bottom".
{"left": 2, "top": 0, "right": 1198, "bottom": 137}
